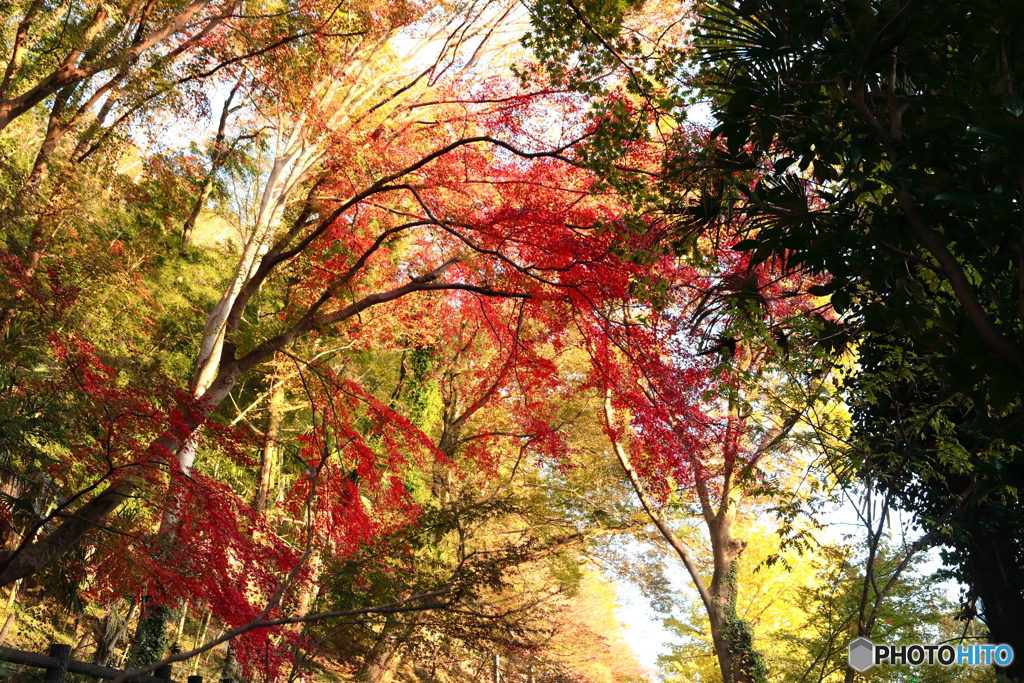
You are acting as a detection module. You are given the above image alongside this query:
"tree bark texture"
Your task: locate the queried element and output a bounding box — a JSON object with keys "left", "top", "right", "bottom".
{"left": 356, "top": 619, "right": 411, "bottom": 683}
{"left": 255, "top": 377, "right": 285, "bottom": 514}
{"left": 963, "top": 511, "right": 1024, "bottom": 682}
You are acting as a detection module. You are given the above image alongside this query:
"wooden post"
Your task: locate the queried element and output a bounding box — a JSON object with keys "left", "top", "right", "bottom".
{"left": 156, "top": 664, "right": 173, "bottom": 683}
{"left": 42, "top": 643, "right": 71, "bottom": 683}
{"left": 188, "top": 676, "right": 204, "bottom": 683}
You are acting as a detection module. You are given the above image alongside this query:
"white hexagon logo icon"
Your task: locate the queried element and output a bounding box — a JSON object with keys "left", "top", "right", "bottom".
{"left": 848, "top": 637, "right": 875, "bottom": 672}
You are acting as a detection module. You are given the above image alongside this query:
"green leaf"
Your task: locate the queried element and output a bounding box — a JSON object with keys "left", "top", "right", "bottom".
{"left": 773, "top": 156, "right": 796, "bottom": 173}
{"left": 806, "top": 284, "right": 834, "bottom": 296}
{"left": 1003, "top": 94, "right": 1024, "bottom": 118}
{"left": 932, "top": 192, "right": 978, "bottom": 206}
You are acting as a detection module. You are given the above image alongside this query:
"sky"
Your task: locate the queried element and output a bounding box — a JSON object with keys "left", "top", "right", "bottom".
{"left": 615, "top": 577, "right": 685, "bottom": 673}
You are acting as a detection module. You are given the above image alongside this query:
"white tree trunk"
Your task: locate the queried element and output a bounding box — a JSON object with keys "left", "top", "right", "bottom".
{"left": 178, "top": 0, "right": 520, "bottom": 477}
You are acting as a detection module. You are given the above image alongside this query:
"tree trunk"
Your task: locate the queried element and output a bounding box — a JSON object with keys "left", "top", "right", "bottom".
{"left": 0, "top": 579, "right": 19, "bottom": 646}
{"left": 95, "top": 599, "right": 137, "bottom": 667}
{"left": 127, "top": 597, "right": 172, "bottom": 668}
{"left": 255, "top": 377, "right": 285, "bottom": 514}
{"left": 0, "top": 482, "right": 139, "bottom": 586}
{"left": 0, "top": 611, "right": 15, "bottom": 646}
{"left": 964, "top": 510, "right": 1024, "bottom": 682}
{"left": 189, "top": 608, "right": 213, "bottom": 677}
{"left": 602, "top": 392, "right": 766, "bottom": 683}
{"left": 2, "top": 85, "right": 72, "bottom": 219}
{"left": 221, "top": 640, "right": 241, "bottom": 681}
{"left": 182, "top": 76, "right": 244, "bottom": 248}
{"left": 0, "top": 85, "right": 74, "bottom": 338}
{"left": 707, "top": 513, "right": 762, "bottom": 683}
{"left": 181, "top": 173, "right": 218, "bottom": 248}
{"left": 356, "top": 619, "right": 411, "bottom": 683}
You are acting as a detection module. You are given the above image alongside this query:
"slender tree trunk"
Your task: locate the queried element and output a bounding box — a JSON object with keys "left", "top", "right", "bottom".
{"left": 603, "top": 392, "right": 765, "bottom": 683}
{"left": 181, "top": 174, "right": 219, "bottom": 248}
{"left": 0, "top": 611, "right": 14, "bottom": 646}
{"left": 189, "top": 608, "right": 213, "bottom": 676}
{"left": 0, "top": 579, "right": 19, "bottom": 646}
{"left": 221, "top": 640, "right": 241, "bottom": 681}
{"left": 168, "top": 601, "right": 190, "bottom": 653}
{"left": 2, "top": 85, "right": 72, "bottom": 219}
{"left": 702, "top": 405, "right": 766, "bottom": 683}
{"left": 255, "top": 376, "right": 285, "bottom": 514}
{"left": 0, "top": 86, "right": 74, "bottom": 337}
{"left": 356, "top": 619, "right": 411, "bottom": 683}
{"left": 182, "top": 76, "right": 244, "bottom": 248}
{"left": 292, "top": 552, "right": 322, "bottom": 621}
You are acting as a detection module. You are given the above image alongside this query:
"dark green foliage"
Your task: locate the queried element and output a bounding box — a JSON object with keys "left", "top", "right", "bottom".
{"left": 521, "top": 0, "right": 686, "bottom": 205}
{"left": 681, "top": 0, "right": 1024, "bottom": 671}
{"left": 523, "top": 0, "right": 651, "bottom": 95}
{"left": 129, "top": 603, "right": 172, "bottom": 668}
{"left": 407, "top": 346, "right": 436, "bottom": 427}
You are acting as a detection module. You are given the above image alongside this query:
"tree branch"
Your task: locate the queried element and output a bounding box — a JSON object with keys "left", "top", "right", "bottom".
{"left": 602, "top": 390, "right": 716, "bottom": 617}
